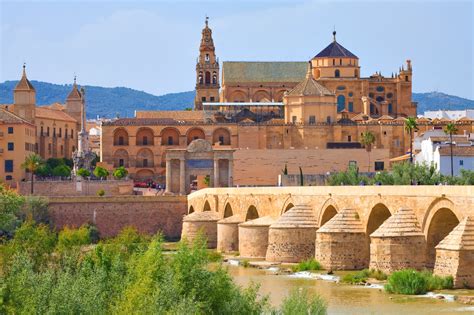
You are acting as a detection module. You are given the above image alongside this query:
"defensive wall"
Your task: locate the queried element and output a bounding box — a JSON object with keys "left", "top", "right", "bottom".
{"left": 47, "top": 195, "right": 187, "bottom": 239}
{"left": 19, "top": 180, "right": 134, "bottom": 197}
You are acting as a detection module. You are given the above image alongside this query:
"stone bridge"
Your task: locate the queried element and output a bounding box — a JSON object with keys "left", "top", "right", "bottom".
{"left": 187, "top": 186, "right": 474, "bottom": 286}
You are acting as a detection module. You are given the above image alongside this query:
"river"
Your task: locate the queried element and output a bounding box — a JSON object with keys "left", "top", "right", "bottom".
{"left": 226, "top": 263, "right": 474, "bottom": 314}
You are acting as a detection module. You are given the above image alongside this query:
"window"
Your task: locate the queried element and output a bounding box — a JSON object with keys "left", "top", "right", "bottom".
{"left": 71, "top": 129, "right": 74, "bottom": 138}
{"left": 65, "top": 129, "right": 68, "bottom": 138}
{"left": 339, "top": 58, "right": 342, "bottom": 65}
{"left": 47, "top": 127, "right": 50, "bottom": 136}
{"left": 218, "top": 136, "right": 224, "bottom": 145}
{"left": 119, "top": 159, "right": 124, "bottom": 167}
{"left": 386, "top": 93, "right": 393, "bottom": 99}
{"left": 205, "top": 54, "right": 210, "bottom": 62}
{"left": 53, "top": 128, "right": 56, "bottom": 137}
{"left": 309, "top": 116, "right": 316, "bottom": 124}
{"left": 332, "top": 59, "right": 335, "bottom": 65}
{"left": 6, "top": 175, "right": 12, "bottom": 181}
{"left": 337, "top": 95, "right": 345, "bottom": 112}
{"left": 201, "top": 97, "right": 206, "bottom": 102}
{"left": 118, "top": 136, "right": 124, "bottom": 145}
{"left": 388, "top": 103, "right": 393, "bottom": 114}
{"left": 167, "top": 136, "right": 174, "bottom": 145}
{"left": 337, "top": 86, "right": 346, "bottom": 91}
{"left": 335, "top": 69, "right": 340, "bottom": 78}
{"left": 326, "top": 116, "right": 331, "bottom": 123}
{"left": 376, "top": 96, "right": 384, "bottom": 102}
{"left": 210, "top": 96, "right": 215, "bottom": 102}
{"left": 59, "top": 128, "right": 62, "bottom": 138}
{"left": 347, "top": 135, "right": 352, "bottom": 142}
{"left": 292, "top": 116, "right": 297, "bottom": 123}
{"left": 60, "top": 145, "right": 64, "bottom": 155}
{"left": 41, "top": 126, "right": 44, "bottom": 136}
{"left": 143, "top": 159, "right": 148, "bottom": 167}
{"left": 143, "top": 136, "right": 148, "bottom": 145}
{"left": 383, "top": 131, "right": 387, "bottom": 136}
{"left": 348, "top": 92, "right": 353, "bottom": 97}
{"left": 405, "top": 76, "right": 409, "bottom": 82}
{"left": 460, "top": 160, "right": 464, "bottom": 166}
{"left": 7, "top": 127, "right": 13, "bottom": 134}
{"left": 7, "top": 142, "right": 14, "bottom": 151}
{"left": 348, "top": 102, "right": 354, "bottom": 112}
{"left": 5, "top": 160, "right": 13, "bottom": 173}
{"left": 48, "top": 144, "right": 51, "bottom": 154}
{"left": 354, "top": 69, "right": 358, "bottom": 77}
{"left": 376, "top": 86, "right": 384, "bottom": 92}
{"left": 374, "top": 161, "right": 385, "bottom": 171}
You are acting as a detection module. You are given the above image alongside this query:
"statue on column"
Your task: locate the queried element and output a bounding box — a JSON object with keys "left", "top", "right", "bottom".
{"left": 72, "top": 87, "right": 96, "bottom": 176}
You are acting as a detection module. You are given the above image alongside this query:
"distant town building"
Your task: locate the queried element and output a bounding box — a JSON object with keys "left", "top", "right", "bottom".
{"left": 422, "top": 110, "right": 474, "bottom": 121}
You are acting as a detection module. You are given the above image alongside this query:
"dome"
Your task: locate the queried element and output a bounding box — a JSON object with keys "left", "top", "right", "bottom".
{"left": 270, "top": 204, "right": 317, "bottom": 228}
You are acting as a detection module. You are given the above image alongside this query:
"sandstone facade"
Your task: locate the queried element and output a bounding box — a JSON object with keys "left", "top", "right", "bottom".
{"left": 18, "top": 180, "right": 134, "bottom": 196}
{"left": 181, "top": 211, "right": 219, "bottom": 248}
{"left": 217, "top": 214, "right": 244, "bottom": 253}
{"left": 238, "top": 216, "right": 275, "bottom": 259}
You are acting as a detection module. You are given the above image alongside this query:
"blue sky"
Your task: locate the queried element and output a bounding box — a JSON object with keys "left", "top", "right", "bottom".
{"left": 0, "top": 0, "right": 472, "bottom": 99}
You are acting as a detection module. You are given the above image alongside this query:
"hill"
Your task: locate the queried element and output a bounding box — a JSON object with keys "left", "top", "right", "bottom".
{"left": 1, "top": 80, "right": 473, "bottom": 118}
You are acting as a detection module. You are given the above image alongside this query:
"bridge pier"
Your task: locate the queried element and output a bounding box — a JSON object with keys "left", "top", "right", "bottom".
{"left": 238, "top": 217, "right": 275, "bottom": 259}
{"left": 217, "top": 214, "right": 244, "bottom": 253}
{"left": 181, "top": 211, "right": 219, "bottom": 248}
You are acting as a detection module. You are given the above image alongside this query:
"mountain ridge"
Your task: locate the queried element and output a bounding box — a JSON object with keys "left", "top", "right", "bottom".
{"left": 1, "top": 80, "right": 473, "bottom": 119}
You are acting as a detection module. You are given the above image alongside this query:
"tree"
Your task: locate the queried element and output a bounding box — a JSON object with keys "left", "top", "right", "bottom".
{"left": 113, "top": 166, "right": 128, "bottom": 180}
{"left": 299, "top": 166, "right": 304, "bottom": 186}
{"left": 404, "top": 117, "right": 418, "bottom": 163}
{"left": 21, "top": 154, "right": 44, "bottom": 194}
{"left": 444, "top": 123, "right": 458, "bottom": 177}
{"left": 93, "top": 166, "right": 109, "bottom": 179}
{"left": 52, "top": 165, "right": 71, "bottom": 178}
{"left": 360, "top": 131, "right": 376, "bottom": 172}
{"left": 77, "top": 168, "right": 91, "bottom": 178}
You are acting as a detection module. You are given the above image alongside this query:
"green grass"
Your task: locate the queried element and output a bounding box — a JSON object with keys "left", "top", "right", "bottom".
{"left": 384, "top": 269, "right": 453, "bottom": 295}
{"left": 291, "top": 259, "right": 322, "bottom": 272}
{"left": 341, "top": 269, "right": 387, "bottom": 284}
{"left": 207, "top": 250, "right": 223, "bottom": 262}
{"left": 241, "top": 259, "right": 250, "bottom": 268}
{"left": 278, "top": 288, "right": 327, "bottom": 315}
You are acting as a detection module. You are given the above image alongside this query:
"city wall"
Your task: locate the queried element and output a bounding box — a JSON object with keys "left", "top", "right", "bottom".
{"left": 47, "top": 195, "right": 187, "bottom": 239}
{"left": 19, "top": 180, "right": 134, "bottom": 196}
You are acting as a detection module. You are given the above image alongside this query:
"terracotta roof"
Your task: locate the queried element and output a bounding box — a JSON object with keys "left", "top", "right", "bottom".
{"left": 0, "top": 108, "right": 34, "bottom": 125}
{"left": 458, "top": 116, "right": 474, "bottom": 122}
{"left": 313, "top": 35, "right": 358, "bottom": 59}
{"left": 438, "top": 146, "right": 474, "bottom": 156}
{"left": 351, "top": 113, "right": 369, "bottom": 121}
{"left": 318, "top": 208, "right": 365, "bottom": 233}
{"left": 378, "top": 115, "right": 394, "bottom": 121}
{"left": 183, "top": 211, "right": 219, "bottom": 222}
{"left": 14, "top": 67, "right": 35, "bottom": 91}
{"left": 416, "top": 117, "right": 431, "bottom": 122}
{"left": 239, "top": 216, "right": 275, "bottom": 227}
{"left": 36, "top": 107, "right": 77, "bottom": 122}
{"left": 287, "top": 65, "right": 334, "bottom": 97}
{"left": 222, "top": 61, "right": 307, "bottom": 84}
{"left": 218, "top": 214, "right": 244, "bottom": 224}
{"left": 436, "top": 216, "right": 474, "bottom": 251}
{"left": 270, "top": 204, "right": 318, "bottom": 229}
{"left": 135, "top": 110, "right": 204, "bottom": 121}
{"left": 67, "top": 83, "right": 82, "bottom": 100}
{"left": 370, "top": 208, "right": 423, "bottom": 238}
{"left": 430, "top": 136, "right": 470, "bottom": 144}
{"left": 102, "top": 118, "right": 179, "bottom": 126}
{"left": 47, "top": 102, "right": 65, "bottom": 110}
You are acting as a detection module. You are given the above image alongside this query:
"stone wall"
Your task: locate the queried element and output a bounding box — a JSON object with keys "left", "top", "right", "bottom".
{"left": 48, "top": 195, "right": 187, "bottom": 239}
{"left": 434, "top": 250, "right": 474, "bottom": 288}
{"left": 316, "top": 233, "right": 369, "bottom": 270}
{"left": 19, "top": 180, "right": 134, "bottom": 196}
{"left": 266, "top": 228, "right": 316, "bottom": 263}
{"left": 238, "top": 225, "right": 270, "bottom": 258}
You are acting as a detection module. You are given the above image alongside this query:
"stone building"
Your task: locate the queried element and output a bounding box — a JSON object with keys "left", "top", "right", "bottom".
{"left": 99, "top": 19, "right": 474, "bottom": 185}
{"left": 0, "top": 66, "right": 82, "bottom": 184}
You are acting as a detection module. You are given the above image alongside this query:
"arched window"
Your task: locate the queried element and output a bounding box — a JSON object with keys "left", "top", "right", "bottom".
{"left": 388, "top": 103, "right": 393, "bottom": 114}
{"left": 212, "top": 73, "right": 217, "bottom": 84}
{"left": 205, "top": 54, "right": 210, "bottom": 62}
{"left": 326, "top": 116, "right": 331, "bottom": 123}
{"left": 337, "top": 95, "right": 345, "bottom": 112}
{"left": 205, "top": 71, "right": 211, "bottom": 84}
{"left": 348, "top": 102, "right": 354, "bottom": 112}
{"left": 198, "top": 72, "right": 203, "bottom": 84}
{"left": 354, "top": 69, "right": 358, "bottom": 77}
{"left": 335, "top": 69, "right": 340, "bottom": 78}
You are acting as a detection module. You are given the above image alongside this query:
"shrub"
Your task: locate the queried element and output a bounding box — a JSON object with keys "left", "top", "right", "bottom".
{"left": 77, "top": 168, "right": 90, "bottom": 178}
{"left": 207, "top": 250, "right": 223, "bottom": 262}
{"left": 96, "top": 189, "right": 105, "bottom": 197}
{"left": 35, "top": 164, "right": 53, "bottom": 177}
{"left": 52, "top": 164, "right": 71, "bottom": 177}
{"left": 341, "top": 269, "right": 387, "bottom": 284}
{"left": 277, "top": 288, "right": 327, "bottom": 315}
{"left": 0, "top": 184, "right": 25, "bottom": 238}
{"left": 93, "top": 166, "right": 109, "bottom": 179}
{"left": 86, "top": 224, "right": 100, "bottom": 243}
{"left": 241, "top": 259, "right": 250, "bottom": 268}
{"left": 57, "top": 226, "right": 91, "bottom": 251}
{"left": 292, "top": 258, "right": 322, "bottom": 272}
{"left": 21, "top": 196, "right": 50, "bottom": 225}
{"left": 113, "top": 166, "right": 128, "bottom": 179}
{"left": 384, "top": 269, "right": 453, "bottom": 295}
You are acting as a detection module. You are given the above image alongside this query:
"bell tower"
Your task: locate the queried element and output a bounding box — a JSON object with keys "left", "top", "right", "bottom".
{"left": 13, "top": 64, "right": 36, "bottom": 122}
{"left": 194, "top": 17, "right": 220, "bottom": 110}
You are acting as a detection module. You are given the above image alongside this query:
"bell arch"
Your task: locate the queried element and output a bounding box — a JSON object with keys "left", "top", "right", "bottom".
{"left": 245, "top": 205, "right": 259, "bottom": 221}
{"left": 136, "top": 148, "right": 154, "bottom": 168}
{"left": 113, "top": 149, "right": 129, "bottom": 167}
{"left": 366, "top": 203, "right": 392, "bottom": 236}
{"left": 186, "top": 127, "right": 206, "bottom": 145}
{"left": 136, "top": 127, "right": 154, "bottom": 146}
{"left": 113, "top": 128, "right": 129, "bottom": 146}
{"left": 253, "top": 90, "right": 271, "bottom": 103}
{"left": 229, "top": 90, "right": 247, "bottom": 102}
{"left": 203, "top": 200, "right": 211, "bottom": 212}
{"left": 224, "top": 203, "right": 233, "bottom": 218}
{"left": 161, "top": 127, "right": 180, "bottom": 146}
{"left": 212, "top": 128, "right": 231, "bottom": 145}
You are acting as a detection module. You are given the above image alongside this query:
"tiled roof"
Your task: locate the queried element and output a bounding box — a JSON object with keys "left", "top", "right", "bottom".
{"left": 36, "top": 107, "right": 77, "bottom": 122}
{"left": 0, "top": 108, "right": 34, "bottom": 125}
{"left": 318, "top": 208, "right": 365, "bottom": 233}
{"left": 430, "top": 135, "right": 470, "bottom": 144}
{"left": 438, "top": 146, "right": 474, "bottom": 156}
{"left": 270, "top": 204, "right": 318, "bottom": 229}
{"left": 135, "top": 110, "right": 204, "bottom": 121}
{"left": 67, "top": 83, "right": 82, "bottom": 100}
{"left": 436, "top": 216, "right": 474, "bottom": 251}
{"left": 287, "top": 65, "right": 334, "bottom": 97}
{"left": 370, "top": 208, "right": 423, "bottom": 238}
{"left": 102, "top": 118, "right": 181, "bottom": 126}
{"left": 313, "top": 39, "right": 358, "bottom": 59}
{"left": 14, "top": 70, "right": 35, "bottom": 91}
{"left": 222, "top": 61, "right": 307, "bottom": 84}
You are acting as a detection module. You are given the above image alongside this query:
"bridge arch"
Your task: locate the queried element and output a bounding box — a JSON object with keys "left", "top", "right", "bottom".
{"left": 203, "top": 200, "right": 211, "bottom": 212}
{"left": 284, "top": 203, "right": 294, "bottom": 213}
{"left": 423, "top": 199, "right": 461, "bottom": 267}
{"left": 318, "top": 199, "right": 339, "bottom": 227}
{"left": 281, "top": 196, "right": 295, "bottom": 214}
{"left": 189, "top": 205, "right": 195, "bottom": 214}
{"left": 366, "top": 203, "right": 392, "bottom": 236}
{"left": 245, "top": 205, "right": 259, "bottom": 221}
{"left": 224, "top": 203, "right": 233, "bottom": 218}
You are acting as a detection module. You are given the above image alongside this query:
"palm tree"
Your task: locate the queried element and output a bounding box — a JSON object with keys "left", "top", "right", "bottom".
{"left": 444, "top": 123, "right": 458, "bottom": 177}
{"left": 21, "top": 153, "right": 44, "bottom": 194}
{"left": 360, "top": 131, "right": 376, "bottom": 172}
{"left": 404, "top": 117, "right": 418, "bottom": 163}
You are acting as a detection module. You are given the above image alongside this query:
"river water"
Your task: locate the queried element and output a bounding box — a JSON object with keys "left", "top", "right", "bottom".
{"left": 226, "top": 264, "right": 474, "bottom": 314}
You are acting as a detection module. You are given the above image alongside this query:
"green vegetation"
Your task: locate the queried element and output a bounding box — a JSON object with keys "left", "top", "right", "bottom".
{"left": 112, "top": 166, "right": 128, "bottom": 179}
{"left": 292, "top": 258, "right": 322, "bottom": 272}
{"left": 276, "top": 288, "right": 327, "bottom": 315}
{"left": 21, "top": 153, "right": 44, "bottom": 194}
{"left": 207, "top": 250, "right": 224, "bottom": 262}
{"left": 241, "top": 259, "right": 250, "bottom": 268}
{"left": 51, "top": 164, "right": 71, "bottom": 178}
{"left": 76, "top": 168, "right": 91, "bottom": 178}
{"left": 404, "top": 117, "right": 418, "bottom": 163}
{"left": 299, "top": 166, "right": 304, "bottom": 186}
{"left": 93, "top": 166, "right": 109, "bottom": 179}
{"left": 444, "top": 123, "right": 458, "bottom": 177}
{"left": 384, "top": 269, "right": 453, "bottom": 295}
{"left": 96, "top": 189, "right": 105, "bottom": 196}
{"left": 328, "top": 162, "right": 474, "bottom": 185}
{"left": 360, "top": 131, "right": 376, "bottom": 172}
{"left": 341, "top": 269, "right": 387, "bottom": 284}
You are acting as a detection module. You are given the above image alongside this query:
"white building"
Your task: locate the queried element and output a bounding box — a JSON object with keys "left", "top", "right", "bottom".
{"left": 422, "top": 109, "right": 474, "bottom": 120}
{"left": 415, "top": 134, "right": 474, "bottom": 176}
